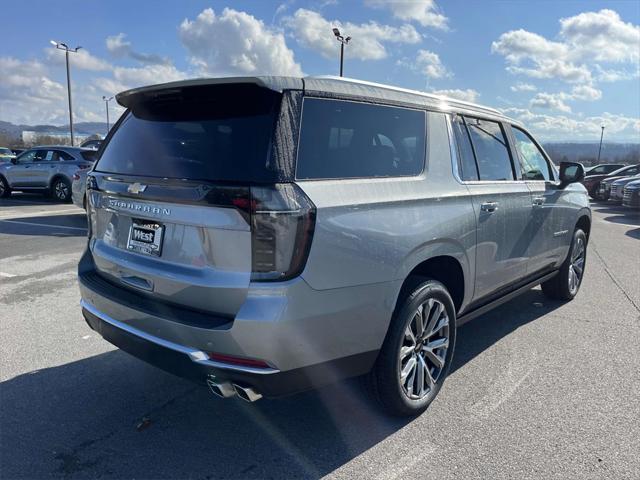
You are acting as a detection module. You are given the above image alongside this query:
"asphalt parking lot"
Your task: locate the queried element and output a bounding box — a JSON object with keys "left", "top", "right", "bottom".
{"left": 1, "top": 194, "right": 639, "bottom": 480}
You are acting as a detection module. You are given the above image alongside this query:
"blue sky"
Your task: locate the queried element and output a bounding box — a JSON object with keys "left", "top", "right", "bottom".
{"left": 1, "top": 0, "right": 639, "bottom": 141}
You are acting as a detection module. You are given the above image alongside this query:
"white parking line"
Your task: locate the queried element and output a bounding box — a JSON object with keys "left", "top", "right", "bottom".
{"left": 0, "top": 207, "right": 82, "bottom": 220}
{"left": 0, "top": 272, "right": 17, "bottom": 278}
{"left": 0, "top": 219, "right": 87, "bottom": 231}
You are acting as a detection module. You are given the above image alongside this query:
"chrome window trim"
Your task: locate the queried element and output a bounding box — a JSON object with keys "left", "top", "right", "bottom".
{"left": 446, "top": 114, "right": 530, "bottom": 186}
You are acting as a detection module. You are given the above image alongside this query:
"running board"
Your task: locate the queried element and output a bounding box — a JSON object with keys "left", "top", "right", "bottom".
{"left": 457, "top": 270, "right": 558, "bottom": 326}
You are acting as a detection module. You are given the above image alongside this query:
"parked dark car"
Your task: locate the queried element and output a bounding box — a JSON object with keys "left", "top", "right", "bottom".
{"left": 622, "top": 179, "right": 640, "bottom": 208}
{"left": 589, "top": 164, "right": 640, "bottom": 200}
{"left": 80, "top": 139, "right": 103, "bottom": 151}
{"left": 584, "top": 164, "right": 626, "bottom": 177}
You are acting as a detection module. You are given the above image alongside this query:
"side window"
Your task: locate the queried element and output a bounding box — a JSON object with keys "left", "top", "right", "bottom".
{"left": 33, "top": 150, "right": 48, "bottom": 162}
{"left": 465, "top": 117, "right": 514, "bottom": 181}
{"left": 56, "top": 150, "right": 75, "bottom": 161}
{"left": 296, "top": 98, "right": 426, "bottom": 179}
{"left": 625, "top": 166, "right": 640, "bottom": 176}
{"left": 451, "top": 115, "right": 479, "bottom": 181}
{"left": 16, "top": 150, "right": 37, "bottom": 164}
{"left": 512, "top": 127, "right": 552, "bottom": 181}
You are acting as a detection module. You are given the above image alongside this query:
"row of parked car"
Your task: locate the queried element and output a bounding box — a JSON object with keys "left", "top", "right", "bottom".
{"left": 581, "top": 163, "right": 640, "bottom": 208}
{"left": 0, "top": 145, "right": 97, "bottom": 202}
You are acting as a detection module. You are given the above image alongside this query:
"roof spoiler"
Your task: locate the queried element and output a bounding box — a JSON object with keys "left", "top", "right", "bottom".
{"left": 115, "top": 76, "right": 304, "bottom": 109}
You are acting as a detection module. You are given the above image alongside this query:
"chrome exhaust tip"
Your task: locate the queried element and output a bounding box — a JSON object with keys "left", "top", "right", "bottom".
{"left": 206, "top": 376, "right": 236, "bottom": 398}
{"left": 233, "top": 384, "right": 263, "bottom": 402}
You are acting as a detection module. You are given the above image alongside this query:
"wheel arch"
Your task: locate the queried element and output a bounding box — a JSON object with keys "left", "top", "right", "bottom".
{"left": 395, "top": 255, "right": 467, "bottom": 316}
{"left": 576, "top": 213, "right": 591, "bottom": 241}
{"left": 49, "top": 173, "right": 71, "bottom": 190}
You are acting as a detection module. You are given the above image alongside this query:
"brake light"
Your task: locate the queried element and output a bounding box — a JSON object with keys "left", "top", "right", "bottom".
{"left": 248, "top": 184, "right": 316, "bottom": 282}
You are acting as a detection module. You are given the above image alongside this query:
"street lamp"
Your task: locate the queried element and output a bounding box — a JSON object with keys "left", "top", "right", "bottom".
{"left": 102, "top": 96, "right": 114, "bottom": 135}
{"left": 597, "top": 125, "right": 605, "bottom": 164}
{"left": 50, "top": 40, "right": 81, "bottom": 146}
{"left": 332, "top": 28, "right": 351, "bottom": 77}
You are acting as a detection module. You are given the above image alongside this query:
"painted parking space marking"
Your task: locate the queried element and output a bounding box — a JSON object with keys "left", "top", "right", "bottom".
{"left": 0, "top": 219, "right": 87, "bottom": 231}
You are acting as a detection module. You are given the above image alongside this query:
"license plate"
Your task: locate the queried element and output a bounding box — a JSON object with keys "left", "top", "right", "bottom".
{"left": 127, "top": 219, "right": 164, "bottom": 256}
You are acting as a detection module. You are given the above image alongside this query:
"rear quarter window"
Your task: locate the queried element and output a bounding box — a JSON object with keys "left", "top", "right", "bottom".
{"left": 296, "top": 98, "right": 426, "bottom": 180}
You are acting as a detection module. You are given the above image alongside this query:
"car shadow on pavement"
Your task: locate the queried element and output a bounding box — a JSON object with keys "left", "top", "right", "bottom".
{"left": 0, "top": 193, "right": 66, "bottom": 205}
{"left": 0, "top": 214, "right": 87, "bottom": 237}
{"left": 0, "top": 288, "right": 563, "bottom": 479}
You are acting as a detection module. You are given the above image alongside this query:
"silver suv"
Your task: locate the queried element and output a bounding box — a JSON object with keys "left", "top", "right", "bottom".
{"left": 0, "top": 146, "right": 96, "bottom": 201}
{"left": 78, "top": 77, "right": 591, "bottom": 416}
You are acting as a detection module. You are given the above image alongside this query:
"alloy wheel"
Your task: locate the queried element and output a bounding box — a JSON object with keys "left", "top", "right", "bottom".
{"left": 55, "top": 181, "right": 69, "bottom": 200}
{"left": 569, "top": 236, "right": 585, "bottom": 294}
{"left": 398, "top": 298, "right": 450, "bottom": 400}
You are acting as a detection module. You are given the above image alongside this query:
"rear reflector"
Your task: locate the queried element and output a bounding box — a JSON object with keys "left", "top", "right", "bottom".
{"left": 207, "top": 352, "right": 271, "bottom": 369}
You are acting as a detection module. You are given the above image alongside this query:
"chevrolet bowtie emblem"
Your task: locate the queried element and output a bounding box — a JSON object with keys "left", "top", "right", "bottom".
{"left": 127, "top": 182, "right": 147, "bottom": 194}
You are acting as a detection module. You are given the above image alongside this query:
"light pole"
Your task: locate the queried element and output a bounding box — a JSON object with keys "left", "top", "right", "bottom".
{"left": 102, "top": 96, "right": 114, "bottom": 134}
{"left": 50, "top": 40, "right": 81, "bottom": 146}
{"left": 332, "top": 28, "right": 351, "bottom": 77}
{"left": 597, "top": 125, "right": 605, "bottom": 164}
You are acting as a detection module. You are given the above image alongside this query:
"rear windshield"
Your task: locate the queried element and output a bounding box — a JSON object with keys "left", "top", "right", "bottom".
{"left": 95, "top": 85, "right": 279, "bottom": 182}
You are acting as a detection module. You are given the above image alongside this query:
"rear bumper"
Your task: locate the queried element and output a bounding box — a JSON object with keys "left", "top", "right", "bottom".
{"left": 81, "top": 301, "right": 377, "bottom": 397}
{"left": 78, "top": 250, "right": 396, "bottom": 396}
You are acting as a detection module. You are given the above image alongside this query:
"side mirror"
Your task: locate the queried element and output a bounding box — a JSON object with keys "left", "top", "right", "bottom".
{"left": 559, "top": 161, "right": 585, "bottom": 187}
{"left": 10, "top": 157, "right": 17, "bottom": 165}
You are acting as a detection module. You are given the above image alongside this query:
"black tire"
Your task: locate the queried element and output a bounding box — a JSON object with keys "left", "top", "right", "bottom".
{"left": 542, "top": 228, "right": 587, "bottom": 301}
{"left": 368, "top": 278, "right": 457, "bottom": 417}
{"left": 51, "top": 177, "right": 72, "bottom": 202}
{"left": 0, "top": 176, "right": 10, "bottom": 198}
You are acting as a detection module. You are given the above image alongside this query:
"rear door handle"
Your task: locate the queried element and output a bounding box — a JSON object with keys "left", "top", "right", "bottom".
{"left": 480, "top": 202, "right": 499, "bottom": 213}
{"left": 532, "top": 197, "right": 545, "bottom": 207}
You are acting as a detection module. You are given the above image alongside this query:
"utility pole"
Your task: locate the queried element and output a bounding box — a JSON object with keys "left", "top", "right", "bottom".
{"left": 597, "top": 125, "right": 605, "bottom": 164}
{"left": 332, "top": 28, "right": 351, "bottom": 77}
{"left": 103, "top": 96, "right": 114, "bottom": 135}
{"left": 50, "top": 41, "right": 81, "bottom": 146}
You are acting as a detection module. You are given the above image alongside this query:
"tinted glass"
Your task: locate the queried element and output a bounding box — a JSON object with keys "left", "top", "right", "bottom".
{"left": 296, "top": 98, "right": 426, "bottom": 179}
{"left": 465, "top": 117, "right": 514, "bottom": 181}
{"left": 95, "top": 86, "right": 278, "bottom": 182}
{"left": 452, "top": 116, "right": 479, "bottom": 181}
{"left": 80, "top": 151, "right": 96, "bottom": 161}
{"left": 17, "top": 150, "right": 36, "bottom": 163}
{"left": 512, "top": 127, "right": 551, "bottom": 181}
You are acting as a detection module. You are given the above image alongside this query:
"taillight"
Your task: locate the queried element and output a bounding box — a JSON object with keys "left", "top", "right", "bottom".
{"left": 248, "top": 184, "right": 316, "bottom": 282}
{"left": 203, "top": 183, "right": 316, "bottom": 282}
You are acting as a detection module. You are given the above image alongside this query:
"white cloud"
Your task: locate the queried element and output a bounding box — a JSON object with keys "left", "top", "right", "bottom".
{"left": 364, "top": 0, "right": 448, "bottom": 30}
{"left": 559, "top": 9, "right": 640, "bottom": 63}
{"left": 502, "top": 107, "right": 640, "bottom": 142}
{"left": 398, "top": 49, "right": 450, "bottom": 79}
{"left": 510, "top": 82, "right": 537, "bottom": 92}
{"left": 180, "top": 7, "right": 302, "bottom": 76}
{"left": 529, "top": 85, "right": 602, "bottom": 113}
{"left": 46, "top": 47, "right": 111, "bottom": 72}
{"left": 106, "top": 33, "right": 170, "bottom": 65}
{"left": 492, "top": 9, "right": 639, "bottom": 84}
{"left": 283, "top": 9, "right": 421, "bottom": 61}
{"left": 530, "top": 93, "right": 572, "bottom": 113}
{"left": 0, "top": 57, "right": 67, "bottom": 124}
{"left": 430, "top": 88, "right": 479, "bottom": 103}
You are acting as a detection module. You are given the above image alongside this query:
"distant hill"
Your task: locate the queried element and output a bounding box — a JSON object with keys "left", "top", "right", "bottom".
{"left": 0, "top": 121, "right": 108, "bottom": 144}
{"left": 542, "top": 142, "right": 640, "bottom": 166}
